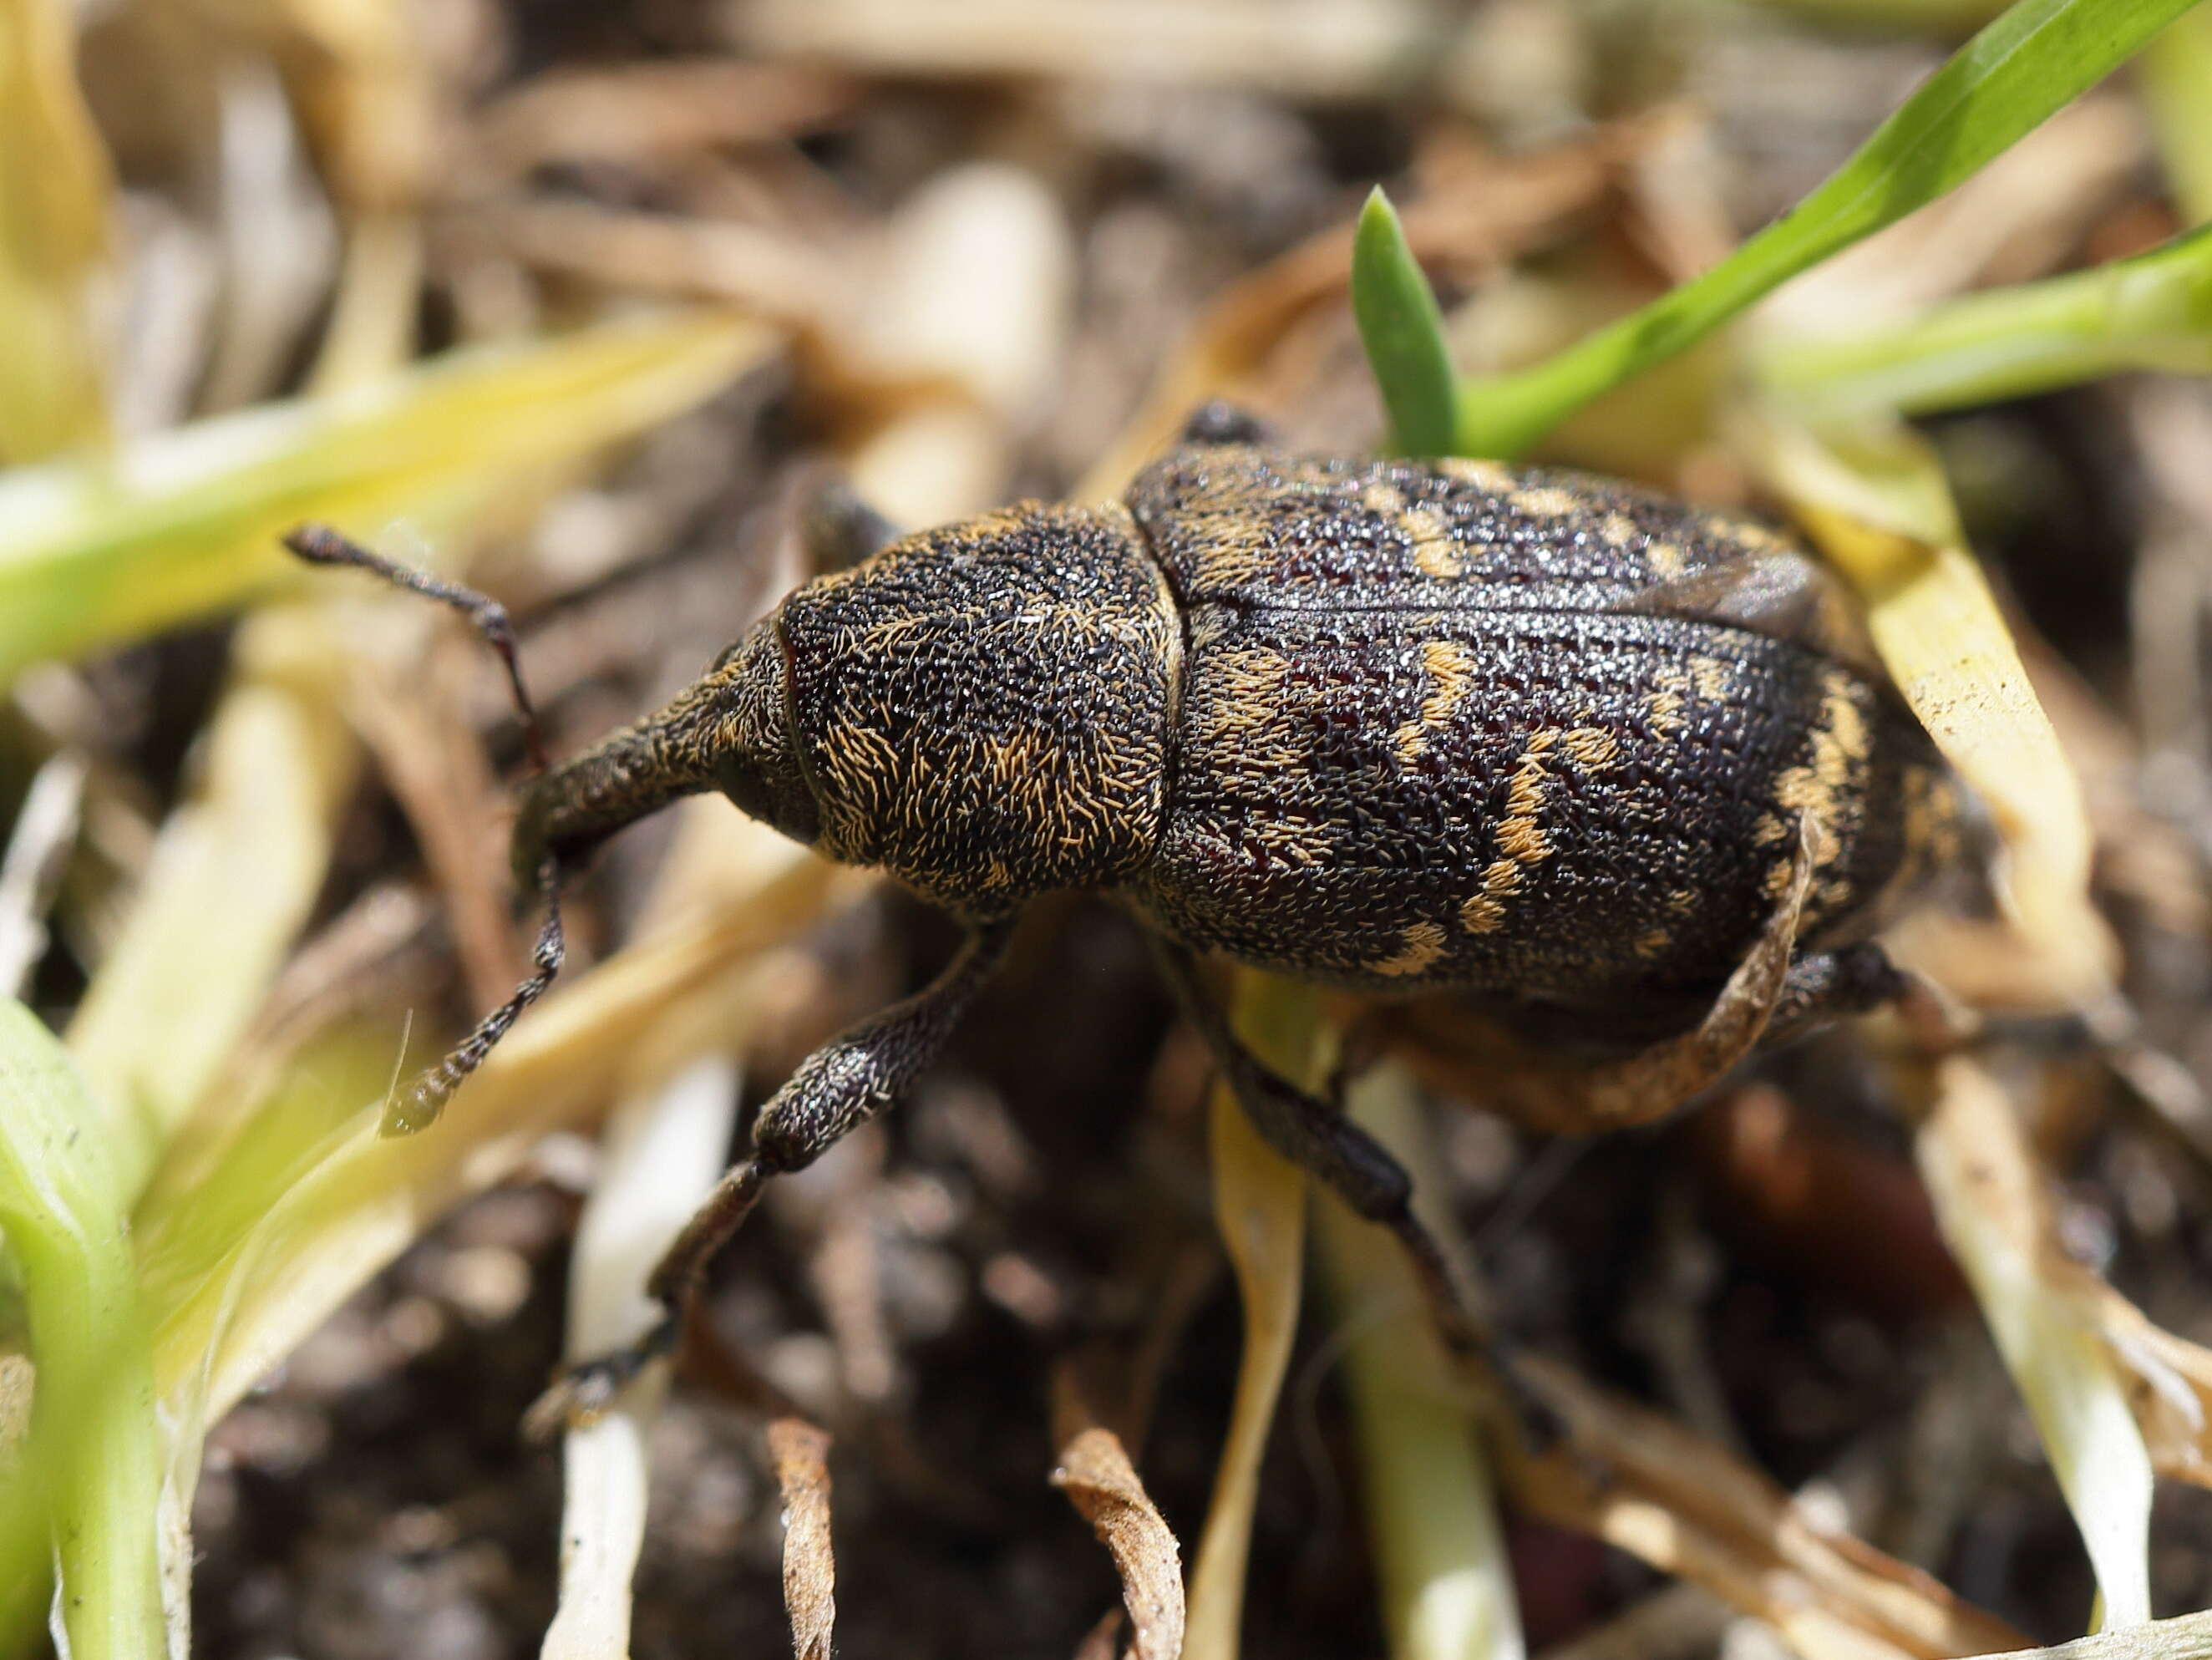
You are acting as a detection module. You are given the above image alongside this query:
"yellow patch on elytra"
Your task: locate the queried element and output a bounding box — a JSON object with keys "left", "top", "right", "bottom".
{"left": 1485, "top": 731, "right": 1558, "bottom": 872}
{"left": 1769, "top": 674, "right": 1868, "bottom": 879}
{"left": 1184, "top": 507, "right": 1283, "bottom": 588}
{"left": 1667, "top": 888, "right": 1697, "bottom": 916}
{"left": 1372, "top": 921, "right": 1447, "bottom": 977}
{"left": 1461, "top": 888, "right": 1508, "bottom": 934}
{"left": 1459, "top": 731, "right": 1564, "bottom": 934}
{"left": 1751, "top": 813, "right": 1789, "bottom": 846}
{"left": 1392, "top": 638, "right": 1479, "bottom": 763}
{"left": 1561, "top": 724, "right": 1621, "bottom": 770}
{"left": 1646, "top": 688, "right": 1685, "bottom": 739}
{"left": 1195, "top": 647, "right": 1298, "bottom": 761}
{"left": 1459, "top": 871, "right": 1513, "bottom": 938}
{"left": 1439, "top": 457, "right": 1515, "bottom": 492}
{"left": 1362, "top": 480, "right": 1407, "bottom": 516}
{"left": 1600, "top": 511, "right": 1638, "bottom": 547}
{"left": 1404, "top": 505, "right": 1462, "bottom": 579}
{"left": 1901, "top": 767, "right": 1961, "bottom": 876}
{"left": 1251, "top": 815, "right": 1333, "bottom": 868}
{"left": 1691, "top": 657, "right": 1732, "bottom": 702}
{"left": 1510, "top": 485, "right": 1580, "bottom": 519}
{"left": 1645, "top": 541, "right": 1688, "bottom": 579}
{"left": 1821, "top": 672, "right": 1870, "bottom": 771}
{"left": 1633, "top": 927, "right": 1672, "bottom": 959}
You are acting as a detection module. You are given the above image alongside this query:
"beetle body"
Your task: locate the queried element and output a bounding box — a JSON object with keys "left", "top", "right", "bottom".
{"left": 304, "top": 411, "right": 1960, "bottom": 1423}
{"left": 523, "top": 431, "right": 1950, "bottom": 1040}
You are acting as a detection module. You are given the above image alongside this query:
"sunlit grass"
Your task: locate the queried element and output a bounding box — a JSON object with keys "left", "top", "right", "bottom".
{"left": 0, "top": 1001, "right": 165, "bottom": 1660}
{"left": 1443, "top": 0, "right": 2206, "bottom": 459}
{"left": 0, "top": 311, "right": 774, "bottom": 679}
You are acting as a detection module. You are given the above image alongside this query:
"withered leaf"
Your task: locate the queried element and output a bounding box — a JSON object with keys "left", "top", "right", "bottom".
{"left": 1052, "top": 1427, "right": 1185, "bottom": 1660}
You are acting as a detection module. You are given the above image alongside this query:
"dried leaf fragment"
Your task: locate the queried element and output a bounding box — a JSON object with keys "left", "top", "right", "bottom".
{"left": 1501, "top": 1356, "right": 2029, "bottom": 1660}
{"left": 1185, "top": 972, "right": 1317, "bottom": 1660}
{"left": 1907, "top": 1051, "right": 2159, "bottom": 1626}
{"left": 1053, "top": 1427, "right": 1185, "bottom": 1660}
{"left": 769, "top": 1417, "right": 837, "bottom": 1660}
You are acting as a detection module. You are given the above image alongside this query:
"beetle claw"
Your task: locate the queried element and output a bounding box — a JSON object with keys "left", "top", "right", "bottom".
{"left": 521, "top": 1316, "right": 680, "bottom": 1441}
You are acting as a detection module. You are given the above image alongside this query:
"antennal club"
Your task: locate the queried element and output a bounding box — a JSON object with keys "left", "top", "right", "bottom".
{"left": 284, "top": 522, "right": 565, "bottom": 1135}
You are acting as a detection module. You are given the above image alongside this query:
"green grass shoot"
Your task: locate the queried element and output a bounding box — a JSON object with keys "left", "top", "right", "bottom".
{"left": 1352, "top": 188, "right": 1459, "bottom": 458}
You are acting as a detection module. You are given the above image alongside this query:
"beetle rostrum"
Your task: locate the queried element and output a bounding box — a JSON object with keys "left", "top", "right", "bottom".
{"left": 290, "top": 402, "right": 1957, "bottom": 1425}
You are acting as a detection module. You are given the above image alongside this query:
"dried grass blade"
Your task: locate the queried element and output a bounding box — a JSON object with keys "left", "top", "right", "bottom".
{"left": 768, "top": 1417, "right": 837, "bottom": 1660}
{"left": 1052, "top": 1427, "right": 1185, "bottom": 1660}
{"left": 1077, "top": 130, "right": 1631, "bottom": 498}
{"left": 1966, "top": 1603, "right": 2212, "bottom": 1660}
{"left": 68, "top": 645, "right": 358, "bottom": 1202}
{"left": 1907, "top": 1053, "right": 2154, "bottom": 1629}
{"left": 0, "top": 0, "right": 114, "bottom": 461}
{"left": 1741, "top": 408, "right": 2115, "bottom": 1003}
{"left": 1185, "top": 970, "right": 1320, "bottom": 1660}
{"left": 738, "top": 0, "right": 1439, "bottom": 99}
{"left": 541, "top": 1055, "right": 743, "bottom": 1660}
{"left": 1502, "top": 1357, "right": 2030, "bottom": 1660}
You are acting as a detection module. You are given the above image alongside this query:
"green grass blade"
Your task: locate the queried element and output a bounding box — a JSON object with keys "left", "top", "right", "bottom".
{"left": 0, "top": 1000, "right": 165, "bottom": 1660}
{"left": 1758, "top": 222, "right": 2212, "bottom": 416}
{"left": 1353, "top": 188, "right": 1458, "bottom": 457}
{"left": 1453, "top": 0, "right": 2209, "bottom": 458}
{"left": 2141, "top": 6, "right": 2212, "bottom": 226}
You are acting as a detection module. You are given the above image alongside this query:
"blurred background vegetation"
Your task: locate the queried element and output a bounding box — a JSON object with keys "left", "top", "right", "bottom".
{"left": 3, "top": 1, "right": 2212, "bottom": 1657}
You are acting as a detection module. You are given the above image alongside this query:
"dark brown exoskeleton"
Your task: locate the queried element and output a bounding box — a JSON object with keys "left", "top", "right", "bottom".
{"left": 287, "top": 404, "right": 1956, "bottom": 1423}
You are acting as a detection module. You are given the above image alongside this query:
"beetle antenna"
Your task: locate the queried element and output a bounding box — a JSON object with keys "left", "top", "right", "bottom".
{"left": 284, "top": 524, "right": 548, "bottom": 772}
{"left": 283, "top": 522, "right": 566, "bottom": 1135}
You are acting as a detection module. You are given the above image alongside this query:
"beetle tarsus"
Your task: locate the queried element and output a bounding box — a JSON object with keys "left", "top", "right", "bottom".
{"left": 521, "top": 1314, "right": 682, "bottom": 1441}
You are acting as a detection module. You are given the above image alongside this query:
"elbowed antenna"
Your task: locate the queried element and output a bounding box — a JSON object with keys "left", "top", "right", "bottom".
{"left": 284, "top": 524, "right": 571, "bottom": 1135}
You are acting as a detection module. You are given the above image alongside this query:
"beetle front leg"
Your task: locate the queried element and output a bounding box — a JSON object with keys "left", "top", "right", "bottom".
{"left": 1149, "top": 941, "right": 1498, "bottom": 1370}
{"left": 527, "top": 915, "right": 1019, "bottom": 1434}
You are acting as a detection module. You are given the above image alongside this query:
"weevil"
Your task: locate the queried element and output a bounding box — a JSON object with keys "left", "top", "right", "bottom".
{"left": 287, "top": 403, "right": 1956, "bottom": 1419}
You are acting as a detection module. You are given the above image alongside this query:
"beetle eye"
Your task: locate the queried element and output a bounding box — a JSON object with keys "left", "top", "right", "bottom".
{"left": 721, "top": 754, "right": 820, "bottom": 845}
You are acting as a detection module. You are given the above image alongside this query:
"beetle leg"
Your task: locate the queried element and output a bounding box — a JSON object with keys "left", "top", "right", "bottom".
{"left": 525, "top": 915, "right": 1019, "bottom": 1434}
{"left": 1149, "top": 941, "right": 1503, "bottom": 1373}
{"left": 1763, "top": 942, "right": 1907, "bottom": 1048}
{"left": 800, "top": 473, "right": 900, "bottom": 574}
{"left": 1180, "top": 400, "right": 1279, "bottom": 449}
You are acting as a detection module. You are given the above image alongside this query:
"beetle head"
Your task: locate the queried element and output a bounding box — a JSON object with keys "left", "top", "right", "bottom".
{"left": 509, "top": 615, "right": 818, "bottom": 887}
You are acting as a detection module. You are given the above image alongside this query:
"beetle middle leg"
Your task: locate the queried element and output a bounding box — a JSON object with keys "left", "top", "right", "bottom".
{"left": 1149, "top": 940, "right": 1499, "bottom": 1372}
{"left": 528, "top": 914, "right": 1019, "bottom": 1432}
